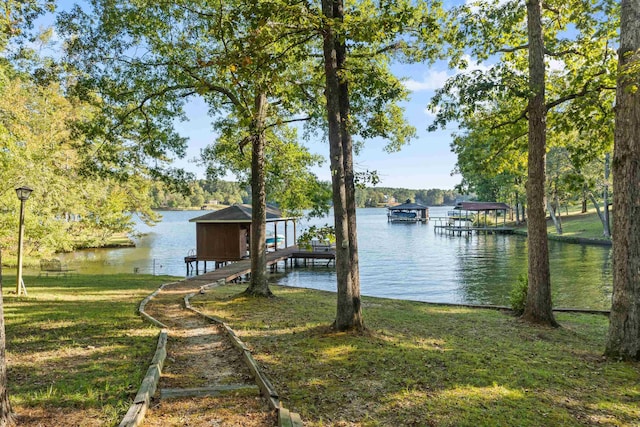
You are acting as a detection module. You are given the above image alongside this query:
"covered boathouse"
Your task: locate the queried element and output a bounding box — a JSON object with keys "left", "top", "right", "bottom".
{"left": 186, "top": 204, "right": 297, "bottom": 274}
{"left": 387, "top": 200, "right": 429, "bottom": 223}
{"left": 434, "top": 201, "right": 512, "bottom": 235}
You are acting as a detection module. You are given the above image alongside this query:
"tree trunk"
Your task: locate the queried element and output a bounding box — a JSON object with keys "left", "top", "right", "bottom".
{"left": 0, "top": 248, "right": 15, "bottom": 426}
{"left": 554, "top": 187, "right": 562, "bottom": 231}
{"left": 587, "top": 187, "right": 611, "bottom": 239}
{"left": 522, "top": 0, "right": 558, "bottom": 327}
{"left": 511, "top": 198, "right": 515, "bottom": 221}
{"left": 335, "top": 0, "right": 364, "bottom": 331}
{"left": 244, "top": 92, "right": 272, "bottom": 297}
{"left": 602, "top": 152, "right": 611, "bottom": 238}
{"left": 547, "top": 200, "right": 562, "bottom": 235}
{"left": 588, "top": 191, "right": 606, "bottom": 227}
{"left": 605, "top": 0, "right": 640, "bottom": 360}
{"left": 322, "top": 0, "right": 355, "bottom": 330}
{"left": 581, "top": 185, "right": 588, "bottom": 213}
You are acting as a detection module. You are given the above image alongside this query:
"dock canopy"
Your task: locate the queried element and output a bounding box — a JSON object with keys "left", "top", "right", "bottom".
{"left": 454, "top": 202, "right": 511, "bottom": 212}
{"left": 453, "top": 201, "right": 511, "bottom": 228}
{"left": 189, "top": 204, "right": 297, "bottom": 263}
{"left": 387, "top": 200, "right": 429, "bottom": 223}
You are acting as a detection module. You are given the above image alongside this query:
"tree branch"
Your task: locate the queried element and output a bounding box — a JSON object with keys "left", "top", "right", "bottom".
{"left": 497, "top": 45, "right": 584, "bottom": 57}
{"left": 542, "top": 3, "right": 561, "bottom": 15}
{"left": 174, "top": 3, "right": 217, "bottom": 19}
{"left": 491, "top": 107, "right": 528, "bottom": 129}
{"left": 270, "top": 34, "right": 317, "bottom": 63}
{"left": 111, "top": 85, "right": 196, "bottom": 134}
{"left": 497, "top": 44, "right": 529, "bottom": 53}
{"left": 265, "top": 116, "right": 312, "bottom": 130}
{"left": 491, "top": 69, "right": 614, "bottom": 128}
{"left": 180, "top": 66, "right": 246, "bottom": 111}
{"left": 544, "top": 48, "right": 583, "bottom": 57}
{"left": 546, "top": 70, "right": 615, "bottom": 110}
{"left": 487, "top": 131, "right": 527, "bottom": 163}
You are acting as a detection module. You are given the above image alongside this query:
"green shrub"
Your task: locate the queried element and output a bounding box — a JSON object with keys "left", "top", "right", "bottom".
{"left": 470, "top": 213, "right": 496, "bottom": 227}
{"left": 510, "top": 274, "right": 528, "bottom": 315}
{"left": 297, "top": 224, "right": 336, "bottom": 249}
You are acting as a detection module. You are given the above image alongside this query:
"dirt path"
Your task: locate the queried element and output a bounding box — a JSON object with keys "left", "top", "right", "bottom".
{"left": 142, "top": 279, "right": 275, "bottom": 426}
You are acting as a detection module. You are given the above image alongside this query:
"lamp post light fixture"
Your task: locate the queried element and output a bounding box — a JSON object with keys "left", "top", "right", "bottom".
{"left": 15, "top": 186, "right": 33, "bottom": 296}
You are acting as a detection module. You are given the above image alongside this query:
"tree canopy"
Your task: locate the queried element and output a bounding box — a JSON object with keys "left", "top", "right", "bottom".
{"left": 430, "top": 0, "right": 618, "bottom": 207}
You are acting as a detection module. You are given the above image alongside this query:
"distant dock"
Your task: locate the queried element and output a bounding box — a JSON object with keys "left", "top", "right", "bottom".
{"left": 430, "top": 201, "right": 514, "bottom": 236}
{"left": 431, "top": 216, "right": 515, "bottom": 236}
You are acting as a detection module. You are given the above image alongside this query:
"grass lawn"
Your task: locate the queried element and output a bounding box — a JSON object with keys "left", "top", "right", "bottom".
{"left": 511, "top": 205, "right": 611, "bottom": 242}
{"left": 194, "top": 284, "right": 639, "bottom": 427}
{"left": 545, "top": 206, "right": 610, "bottom": 241}
{"left": 2, "top": 273, "right": 179, "bottom": 426}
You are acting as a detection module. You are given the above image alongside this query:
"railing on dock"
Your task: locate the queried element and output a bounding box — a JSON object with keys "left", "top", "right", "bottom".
{"left": 185, "top": 245, "right": 336, "bottom": 277}
{"left": 431, "top": 216, "right": 514, "bottom": 236}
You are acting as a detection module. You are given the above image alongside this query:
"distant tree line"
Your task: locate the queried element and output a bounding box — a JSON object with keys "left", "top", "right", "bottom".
{"left": 150, "top": 181, "right": 460, "bottom": 210}
{"left": 355, "top": 187, "right": 459, "bottom": 208}
{"left": 150, "top": 180, "right": 249, "bottom": 210}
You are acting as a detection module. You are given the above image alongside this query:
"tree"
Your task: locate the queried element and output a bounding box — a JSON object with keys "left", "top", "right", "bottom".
{"left": 318, "top": 0, "right": 446, "bottom": 330}
{"left": 0, "top": 249, "right": 13, "bottom": 427}
{"left": 429, "top": 0, "right": 618, "bottom": 326}
{"left": 60, "top": 0, "right": 328, "bottom": 296}
{"left": 521, "top": 0, "right": 557, "bottom": 326}
{"left": 605, "top": 0, "right": 640, "bottom": 361}
{"left": 1, "top": 2, "right": 55, "bottom": 423}
{"left": 0, "top": 72, "right": 157, "bottom": 255}
{"left": 322, "top": 0, "right": 361, "bottom": 330}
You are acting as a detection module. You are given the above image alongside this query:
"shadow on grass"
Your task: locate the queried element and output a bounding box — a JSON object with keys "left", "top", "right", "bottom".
{"left": 3, "top": 274, "right": 173, "bottom": 412}
{"left": 195, "top": 284, "right": 639, "bottom": 426}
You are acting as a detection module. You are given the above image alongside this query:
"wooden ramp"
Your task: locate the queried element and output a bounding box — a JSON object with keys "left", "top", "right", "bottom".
{"left": 188, "top": 246, "right": 302, "bottom": 283}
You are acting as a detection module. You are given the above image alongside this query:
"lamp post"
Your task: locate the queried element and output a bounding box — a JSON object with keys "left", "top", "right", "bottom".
{"left": 15, "top": 186, "right": 33, "bottom": 296}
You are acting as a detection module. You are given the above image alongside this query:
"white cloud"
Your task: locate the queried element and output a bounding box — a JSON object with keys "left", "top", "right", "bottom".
{"left": 547, "top": 58, "right": 565, "bottom": 73}
{"left": 403, "top": 55, "right": 493, "bottom": 94}
{"left": 403, "top": 70, "right": 451, "bottom": 92}
{"left": 459, "top": 54, "right": 492, "bottom": 73}
{"left": 423, "top": 105, "right": 441, "bottom": 118}
{"left": 465, "top": 0, "right": 515, "bottom": 14}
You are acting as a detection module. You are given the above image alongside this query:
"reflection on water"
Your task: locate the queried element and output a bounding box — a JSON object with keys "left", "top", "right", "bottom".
{"left": 57, "top": 210, "right": 199, "bottom": 276}
{"left": 276, "top": 207, "right": 613, "bottom": 310}
{"left": 55, "top": 207, "right": 612, "bottom": 310}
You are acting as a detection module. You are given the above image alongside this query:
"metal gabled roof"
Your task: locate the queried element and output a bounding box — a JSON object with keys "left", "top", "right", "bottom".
{"left": 189, "top": 204, "right": 290, "bottom": 223}
{"left": 455, "top": 202, "right": 511, "bottom": 211}
{"left": 388, "top": 201, "right": 429, "bottom": 211}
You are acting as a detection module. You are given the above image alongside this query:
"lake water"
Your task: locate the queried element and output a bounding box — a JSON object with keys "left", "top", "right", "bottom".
{"left": 56, "top": 207, "right": 613, "bottom": 310}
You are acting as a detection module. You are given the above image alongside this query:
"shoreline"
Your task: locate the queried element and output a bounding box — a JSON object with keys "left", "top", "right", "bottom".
{"left": 511, "top": 228, "right": 612, "bottom": 246}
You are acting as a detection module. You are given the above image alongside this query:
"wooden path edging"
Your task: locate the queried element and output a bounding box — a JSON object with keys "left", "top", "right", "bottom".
{"left": 119, "top": 281, "right": 180, "bottom": 427}
{"left": 138, "top": 282, "right": 174, "bottom": 329}
{"left": 184, "top": 279, "right": 303, "bottom": 427}
{"left": 119, "top": 329, "right": 168, "bottom": 427}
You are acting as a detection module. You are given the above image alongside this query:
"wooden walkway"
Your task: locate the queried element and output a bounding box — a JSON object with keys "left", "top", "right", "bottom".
{"left": 141, "top": 277, "right": 278, "bottom": 425}
{"left": 187, "top": 245, "right": 335, "bottom": 280}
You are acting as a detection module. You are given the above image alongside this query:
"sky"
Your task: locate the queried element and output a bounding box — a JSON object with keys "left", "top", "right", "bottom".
{"left": 172, "top": 60, "right": 465, "bottom": 191}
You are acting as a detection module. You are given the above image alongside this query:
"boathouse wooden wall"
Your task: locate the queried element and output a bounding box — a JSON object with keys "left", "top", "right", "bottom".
{"left": 196, "top": 223, "right": 248, "bottom": 261}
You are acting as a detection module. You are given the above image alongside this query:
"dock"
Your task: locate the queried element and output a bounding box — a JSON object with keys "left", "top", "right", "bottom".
{"left": 431, "top": 216, "right": 515, "bottom": 236}
{"left": 185, "top": 245, "right": 335, "bottom": 277}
